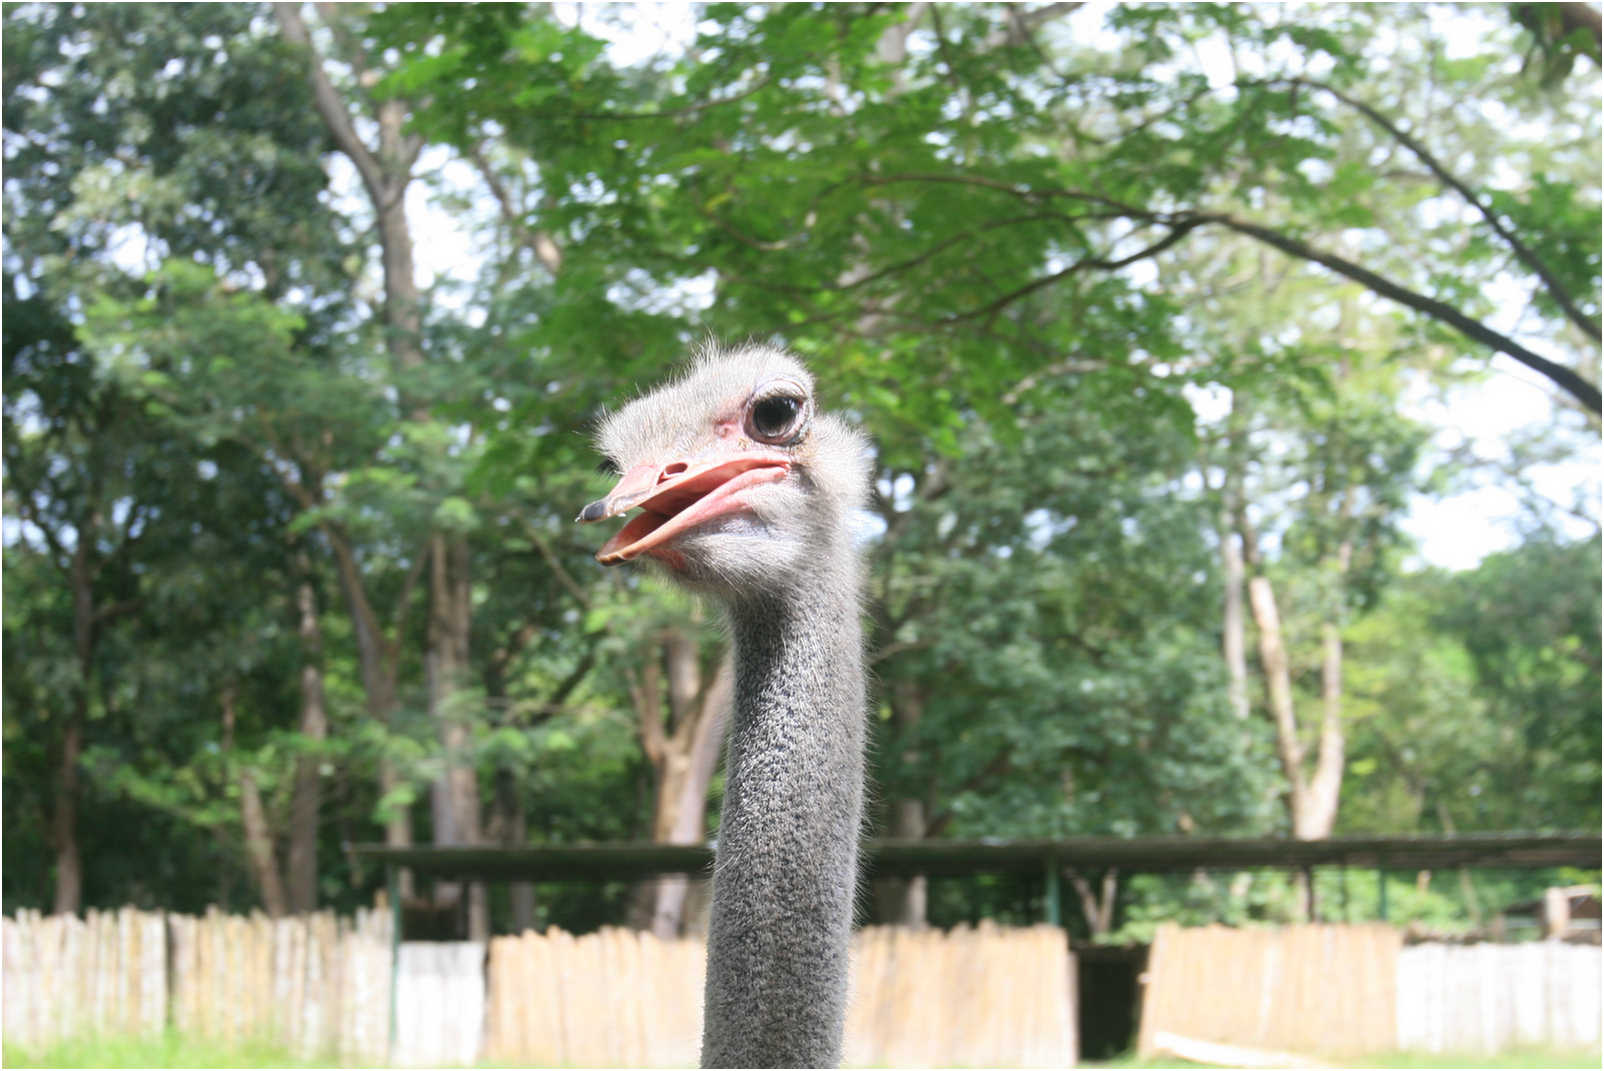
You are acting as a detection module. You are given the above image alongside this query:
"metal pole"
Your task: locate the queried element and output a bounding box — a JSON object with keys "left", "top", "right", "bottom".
{"left": 1044, "top": 859, "right": 1062, "bottom": 927}
{"left": 1377, "top": 868, "right": 1388, "bottom": 922}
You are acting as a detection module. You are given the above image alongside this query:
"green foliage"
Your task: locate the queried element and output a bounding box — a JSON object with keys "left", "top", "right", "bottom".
{"left": 2, "top": 1, "right": 1597, "bottom": 932}
{"left": 1434, "top": 536, "right": 1602, "bottom": 829}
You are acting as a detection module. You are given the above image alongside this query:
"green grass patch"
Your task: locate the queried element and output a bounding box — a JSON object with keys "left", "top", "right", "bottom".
{"left": 9, "top": 1036, "right": 1597, "bottom": 1070}
{"left": 2, "top": 1029, "right": 336, "bottom": 1068}
{"left": 1084, "top": 1047, "right": 1602, "bottom": 1069}
{"left": 1345, "top": 1050, "right": 1602, "bottom": 1069}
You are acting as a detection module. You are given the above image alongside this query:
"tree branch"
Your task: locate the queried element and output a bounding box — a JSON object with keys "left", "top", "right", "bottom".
{"left": 91, "top": 598, "right": 142, "bottom": 627}
{"left": 1198, "top": 210, "right": 1602, "bottom": 413}
{"left": 1288, "top": 77, "right": 1600, "bottom": 341}
{"left": 855, "top": 170, "right": 1601, "bottom": 411}
{"left": 273, "top": 3, "right": 388, "bottom": 206}
{"left": 388, "top": 539, "right": 429, "bottom": 642}
{"left": 522, "top": 519, "right": 592, "bottom": 608}
{"left": 632, "top": 656, "right": 667, "bottom": 769}
{"left": 982, "top": 2, "right": 1085, "bottom": 50}
{"left": 942, "top": 221, "right": 1201, "bottom": 326}
{"left": 466, "top": 144, "right": 563, "bottom": 275}
{"left": 521, "top": 79, "right": 772, "bottom": 123}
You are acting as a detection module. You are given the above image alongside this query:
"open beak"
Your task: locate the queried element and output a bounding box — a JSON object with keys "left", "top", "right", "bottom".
{"left": 578, "top": 450, "right": 791, "bottom": 565}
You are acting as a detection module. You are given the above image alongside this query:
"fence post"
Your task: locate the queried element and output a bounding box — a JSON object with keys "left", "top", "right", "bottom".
{"left": 1043, "top": 859, "right": 1061, "bottom": 928}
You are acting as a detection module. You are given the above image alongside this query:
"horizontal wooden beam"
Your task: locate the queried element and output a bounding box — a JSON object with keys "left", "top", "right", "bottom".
{"left": 350, "top": 832, "right": 1601, "bottom": 882}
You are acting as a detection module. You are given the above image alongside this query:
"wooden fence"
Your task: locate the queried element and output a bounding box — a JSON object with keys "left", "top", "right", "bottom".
{"left": 484, "top": 927, "right": 707, "bottom": 1067}
{"left": 1138, "top": 923, "right": 1603, "bottom": 1062}
{"left": 12, "top": 908, "right": 1597, "bottom": 1066}
{"left": 3, "top": 906, "right": 167, "bottom": 1048}
{"left": 4, "top": 906, "right": 392, "bottom": 1063}
{"left": 5, "top": 910, "right": 1074, "bottom": 1067}
{"left": 1397, "top": 942, "right": 1602, "bottom": 1053}
{"left": 1137, "top": 922, "right": 1403, "bottom": 1060}
{"left": 483, "top": 921, "right": 1077, "bottom": 1068}
{"left": 395, "top": 942, "right": 487, "bottom": 1067}
{"left": 845, "top": 922, "right": 1076, "bottom": 1068}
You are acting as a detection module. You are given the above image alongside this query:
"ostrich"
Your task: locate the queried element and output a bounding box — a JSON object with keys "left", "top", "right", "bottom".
{"left": 578, "top": 343, "right": 869, "bottom": 1068}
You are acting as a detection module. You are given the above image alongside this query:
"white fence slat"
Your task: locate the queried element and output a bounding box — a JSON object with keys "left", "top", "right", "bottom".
{"left": 1398, "top": 942, "right": 1602, "bottom": 1054}
{"left": 393, "top": 941, "right": 485, "bottom": 1067}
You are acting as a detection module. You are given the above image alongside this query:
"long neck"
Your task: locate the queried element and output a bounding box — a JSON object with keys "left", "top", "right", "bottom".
{"left": 701, "top": 543, "right": 865, "bottom": 1069}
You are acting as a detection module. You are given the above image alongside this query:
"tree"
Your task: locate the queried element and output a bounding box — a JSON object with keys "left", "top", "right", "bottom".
{"left": 1435, "top": 535, "right": 1602, "bottom": 830}
{"left": 5, "top": 1, "right": 374, "bottom": 914}
{"left": 4, "top": 1, "right": 1596, "bottom": 934}
{"left": 385, "top": 4, "right": 1598, "bottom": 414}
{"left": 371, "top": 0, "right": 1598, "bottom": 934}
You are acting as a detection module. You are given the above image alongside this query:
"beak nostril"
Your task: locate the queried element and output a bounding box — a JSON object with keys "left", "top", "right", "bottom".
{"left": 659, "top": 463, "right": 688, "bottom": 482}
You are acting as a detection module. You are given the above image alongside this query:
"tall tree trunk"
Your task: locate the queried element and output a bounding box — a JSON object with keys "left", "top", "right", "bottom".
{"left": 327, "top": 533, "right": 414, "bottom": 895}
{"left": 428, "top": 534, "right": 486, "bottom": 940}
{"left": 1247, "top": 574, "right": 1310, "bottom": 825}
{"left": 239, "top": 769, "right": 289, "bottom": 918}
{"left": 484, "top": 634, "right": 539, "bottom": 934}
{"left": 1238, "top": 496, "right": 1354, "bottom": 918}
{"left": 1298, "top": 533, "right": 1354, "bottom": 841}
{"left": 278, "top": 2, "right": 429, "bottom": 901}
{"left": 490, "top": 766, "right": 537, "bottom": 933}
{"left": 54, "top": 540, "right": 97, "bottom": 915}
{"left": 223, "top": 685, "right": 289, "bottom": 917}
{"left": 279, "top": 5, "right": 487, "bottom": 935}
{"left": 633, "top": 628, "right": 732, "bottom": 938}
{"left": 1069, "top": 868, "right": 1119, "bottom": 937}
{"left": 1301, "top": 620, "right": 1345, "bottom": 838}
{"left": 50, "top": 506, "right": 144, "bottom": 914}
{"left": 875, "top": 680, "right": 929, "bottom": 927}
{"left": 287, "top": 553, "right": 328, "bottom": 914}
{"left": 51, "top": 718, "right": 83, "bottom": 915}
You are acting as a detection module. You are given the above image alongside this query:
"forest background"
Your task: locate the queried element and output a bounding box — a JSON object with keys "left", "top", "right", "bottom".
{"left": 3, "top": 1, "right": 1599, "bottom": 944}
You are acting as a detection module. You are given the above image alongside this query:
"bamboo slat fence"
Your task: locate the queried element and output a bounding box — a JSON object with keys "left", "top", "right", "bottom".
{"left": 3, "top": 907, "right": 167, "bottom": 1048}
{"left": 485, "top": 926, "right": 707, "bottom": 1067}
{"left": 483, "top": 922, "right": 1076, "bottom": 1068}
{"left": 844, "top": 922, "right": 1076, "bottom": 1068}
{"left": 10, "top": 907, "right": 1599, "bottom": 1066}
{"left": 4, "top": 906, "right": 391, "bottom": 1063}
{"left": 1397, "top": 942, "right": 1602, "bottom": 1053}
{"left": 394, "top": 942, "right": 486, "bottom": 1067}
{"left": 1136, "top": 922, "right": 1403, "bottom": 1059}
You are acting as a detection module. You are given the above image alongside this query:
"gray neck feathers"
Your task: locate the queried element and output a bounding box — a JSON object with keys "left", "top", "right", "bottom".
{"left": 700, "top": 534, "right": 866, "bottom": 1069}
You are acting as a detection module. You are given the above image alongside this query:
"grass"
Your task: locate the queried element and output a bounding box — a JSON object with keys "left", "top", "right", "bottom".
{"left": 1348, "top": 1050, "right": 1602, "bottom": 1068}
{"left": 1085, "top": 1047, "right": 1602, "bottom": 1069}
{"left": 2, "top": 1030, "right": 335, "bottom": 1068}
{"left": 6, "top": 1036, "right": 1597, "bottom": 1069}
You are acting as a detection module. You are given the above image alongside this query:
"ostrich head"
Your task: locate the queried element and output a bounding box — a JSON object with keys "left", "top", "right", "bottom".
{"left": 578, "top": 343, "right": 869, "bottom": 596}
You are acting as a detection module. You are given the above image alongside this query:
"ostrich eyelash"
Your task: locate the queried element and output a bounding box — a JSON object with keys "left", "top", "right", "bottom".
{"left": 596, "top": 457, "right": 621, "bottom": 476}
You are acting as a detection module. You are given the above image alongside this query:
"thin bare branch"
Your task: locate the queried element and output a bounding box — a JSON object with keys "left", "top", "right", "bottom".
{"left": 1286, "top": 77, "right": 1600, "bottom": 341}
{"left": 273, "top": 4, "right": 387, "bottom": 205}
{"left": 1200, "top": 210, "right": 1602, "bottom": 413}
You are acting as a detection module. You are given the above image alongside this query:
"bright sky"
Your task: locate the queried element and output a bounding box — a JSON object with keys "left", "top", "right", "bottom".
{"left": 403, "top": 2, "right": 1600, "bottom": 574}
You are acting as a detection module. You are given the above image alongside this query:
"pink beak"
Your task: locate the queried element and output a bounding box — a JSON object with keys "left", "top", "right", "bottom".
{"left": 578, "top": 450, "right": 791, "bottom": 565}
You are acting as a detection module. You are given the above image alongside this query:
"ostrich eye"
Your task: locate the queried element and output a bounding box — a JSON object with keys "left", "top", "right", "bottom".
{"left": 747, "top": 393, "right": 807, "bottom": 444}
